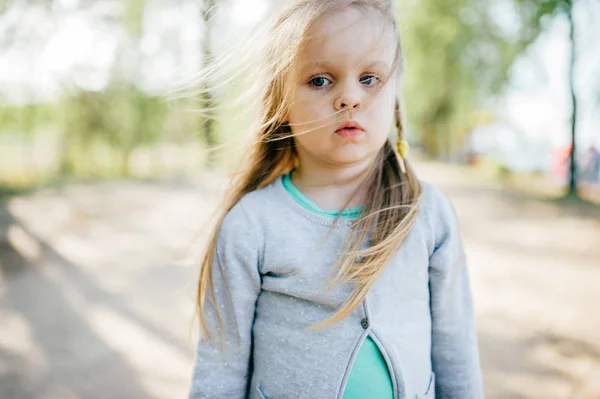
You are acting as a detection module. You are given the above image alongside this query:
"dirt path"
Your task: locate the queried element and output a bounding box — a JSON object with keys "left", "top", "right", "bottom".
{"left": 418, "top": 162, "right": 600, "bottom": 399}
{"left": 1, "top": 162, "right": 599, "bottom": 399}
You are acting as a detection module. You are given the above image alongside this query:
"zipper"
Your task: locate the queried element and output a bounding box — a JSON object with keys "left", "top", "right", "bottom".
{"left": 337, "top": 298, "right": 399, "bottom": 399}
{"left": 336, "top": 327, "right": 369, "bottom": 399}
{"left": 363, "top": 297, "right": 399, "bottom": 399}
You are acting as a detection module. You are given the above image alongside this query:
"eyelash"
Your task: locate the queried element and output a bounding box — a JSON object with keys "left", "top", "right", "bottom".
{"left": 307, "top": 74, "right": 381, "bottom": 89}
{"left": 359, "top": 75, "right": 381, "bottom": 86}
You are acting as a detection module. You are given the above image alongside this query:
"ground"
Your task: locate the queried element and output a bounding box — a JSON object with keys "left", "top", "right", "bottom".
{"left": 1, "top": 161, "right": 599, "bottom": 399}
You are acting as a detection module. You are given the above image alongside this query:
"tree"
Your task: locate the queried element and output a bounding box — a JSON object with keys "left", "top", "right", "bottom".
{"left": 200, "top": 0, "right": 218, "bottom": 167}
{"left": 398, "top": 0, "right": 585, "bottom": 196}
{"left": 398, "top": 0, "right": 550, "bottom": 159}
{"left": 505, "top": 0, "right": 580, "bottom": 196}
{"left": 564, "top": 0, "right": 578, "bottom": 196}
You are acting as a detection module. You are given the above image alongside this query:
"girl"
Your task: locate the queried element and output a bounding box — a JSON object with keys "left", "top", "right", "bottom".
{"left": 188, "top": 0, "right": 483, "bottom": 398}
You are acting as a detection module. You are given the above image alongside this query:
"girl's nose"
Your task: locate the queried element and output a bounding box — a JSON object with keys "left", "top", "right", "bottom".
{"left": 334, "top": 83, "right": 362, "bottom": 111}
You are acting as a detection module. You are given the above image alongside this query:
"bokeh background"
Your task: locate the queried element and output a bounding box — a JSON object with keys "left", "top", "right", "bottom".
{"left": 0, "top": 0, "right": 599, "bottom": 398}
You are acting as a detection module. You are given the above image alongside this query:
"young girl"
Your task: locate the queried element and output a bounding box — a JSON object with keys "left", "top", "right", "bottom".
{"left": 188, "top": 1, "right": 483, "bottom": 398}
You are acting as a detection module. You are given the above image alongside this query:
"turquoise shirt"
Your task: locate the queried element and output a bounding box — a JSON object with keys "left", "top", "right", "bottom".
{"left": 281, "top": 172, "right": 394, "bottom": 399}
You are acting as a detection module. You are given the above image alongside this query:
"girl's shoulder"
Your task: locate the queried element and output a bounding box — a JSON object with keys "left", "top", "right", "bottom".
{"left": 417, "top": 181, "right": 467, "bottom": 261}
{"left": 235, "top": 177, "right": 283, "bottom": 214}
{"left": 417, "top": 180, "right": 461, "bottom": 236}
{"left": 418, "top": 180, "right": 456, "bottom": 215}
{"left": 222, "top": 177, "right": 285, "bottom": 229}
{"left": 217, "top": 181, "right": 282, "bottom": 250}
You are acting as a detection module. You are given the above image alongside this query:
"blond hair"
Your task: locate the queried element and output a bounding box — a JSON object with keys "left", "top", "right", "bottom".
{"left": 191, "top": 0, "right": 423, "bottom": 338}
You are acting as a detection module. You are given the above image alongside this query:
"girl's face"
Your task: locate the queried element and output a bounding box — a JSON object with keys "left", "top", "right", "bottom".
{"left": 287, "top": 6, "right": 398, "bottom": 170}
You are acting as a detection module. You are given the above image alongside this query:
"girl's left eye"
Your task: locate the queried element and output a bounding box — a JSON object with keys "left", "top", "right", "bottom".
{"left": 308, "top": 76, "right": 332, "bottom": 88}
{"left": 360, "top": 75, "right": 381, "bottom": 86}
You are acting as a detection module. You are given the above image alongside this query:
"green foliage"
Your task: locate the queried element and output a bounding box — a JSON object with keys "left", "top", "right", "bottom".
{"left": 398, "top": 0, "right": 567, "bottom": 157}
{"left": 123, "top": 0, "right": 147, "bottom": 37}
{"left": 57, "top": 86, "right": 169, "bottom": 177}
{"left": 0, "top": 0, "right": 584, "bottom": 192}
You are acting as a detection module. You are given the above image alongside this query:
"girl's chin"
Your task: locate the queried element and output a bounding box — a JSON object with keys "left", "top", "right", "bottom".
{"left": 325, "top": 149, "right": 376, "bottom": 166}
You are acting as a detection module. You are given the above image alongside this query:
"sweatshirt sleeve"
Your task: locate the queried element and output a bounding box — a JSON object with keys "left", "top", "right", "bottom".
{"left": 428, "top": 187, "right": 484, "bottom": 399}
{"left": 188, "top": 202, "right": 262, "bottom": 399}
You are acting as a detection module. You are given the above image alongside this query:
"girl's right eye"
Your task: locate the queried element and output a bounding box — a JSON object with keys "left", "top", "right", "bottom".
{"left": 308, "top": 76, "right": 332, "bottom": 88}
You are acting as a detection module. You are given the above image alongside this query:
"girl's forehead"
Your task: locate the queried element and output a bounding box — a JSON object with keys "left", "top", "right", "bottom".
{"left": 298, "top": 7, "right": 396, "bottom": 70}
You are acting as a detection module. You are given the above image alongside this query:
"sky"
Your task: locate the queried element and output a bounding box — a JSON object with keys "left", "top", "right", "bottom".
{"left": 500, "top": 2, "right": 600, "bottom": 150}
{"left": 0, "top": 0, "right": 598, "bottom": 152}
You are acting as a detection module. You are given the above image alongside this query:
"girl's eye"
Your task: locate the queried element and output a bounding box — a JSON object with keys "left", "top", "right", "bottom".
{"left": 360, "top": 74, "right": 381, "bottom": 86}
{"left": 308, "top": 76, "right": 332, "bottom": 88}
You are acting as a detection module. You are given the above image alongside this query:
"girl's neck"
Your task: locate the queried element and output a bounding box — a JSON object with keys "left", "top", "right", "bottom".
{"left": 291, "top": 159, "right": 373, "bottom": 211}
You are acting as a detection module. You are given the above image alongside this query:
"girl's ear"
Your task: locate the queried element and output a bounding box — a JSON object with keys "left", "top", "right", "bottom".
{"left": 281, "top": 108, "right": 290, "bottom": 123}
{"left": 279, "top": 121, "right": 292, "bottom": 135}
{"left": 282, "top": 118, "right": 291, "bottom": 131}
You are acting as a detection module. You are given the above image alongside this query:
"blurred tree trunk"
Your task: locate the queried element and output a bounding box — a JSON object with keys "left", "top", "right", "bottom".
{"left": 19, "top": 104, "right": 37, "bottom": 181}
{"left": 566, "top": 0, "right": 578, "bottom": 196}
{"left": 59, "top": 97, "right": 78, "bottom": 177}
{"left": 200, "top": 0, "right": 217, "bottom": 168}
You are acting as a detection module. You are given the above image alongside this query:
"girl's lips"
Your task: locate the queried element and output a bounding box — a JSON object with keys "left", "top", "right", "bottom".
{"left": 335, "top": 121, "right": 365, "bottom": 137}
{"left": 335, "top": 128, "right": 364, "bottom": 138}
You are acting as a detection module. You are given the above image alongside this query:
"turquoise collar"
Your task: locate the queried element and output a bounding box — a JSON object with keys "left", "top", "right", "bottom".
{"left": 281, "top": 172, "right": 362, "bottom": 219}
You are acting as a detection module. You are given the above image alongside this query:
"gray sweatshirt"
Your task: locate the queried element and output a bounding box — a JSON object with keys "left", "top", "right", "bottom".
{"left": 188, "top": 177, "right": 483, "bottom": 399}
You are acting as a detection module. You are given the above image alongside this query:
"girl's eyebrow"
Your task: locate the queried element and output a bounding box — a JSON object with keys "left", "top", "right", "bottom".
{"left": 300, "top": 60, "right": 391, "bottom": 71}
{"left": 361, "top": 61, "right": 391, "bottom": 70}
{"left": 300, "top": 61, "right": 336, "bottom": 70}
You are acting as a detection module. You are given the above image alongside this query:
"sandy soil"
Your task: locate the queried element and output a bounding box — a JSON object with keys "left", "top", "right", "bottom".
{"left": 1, "top": 161, "right": 599, "bottom": 399}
